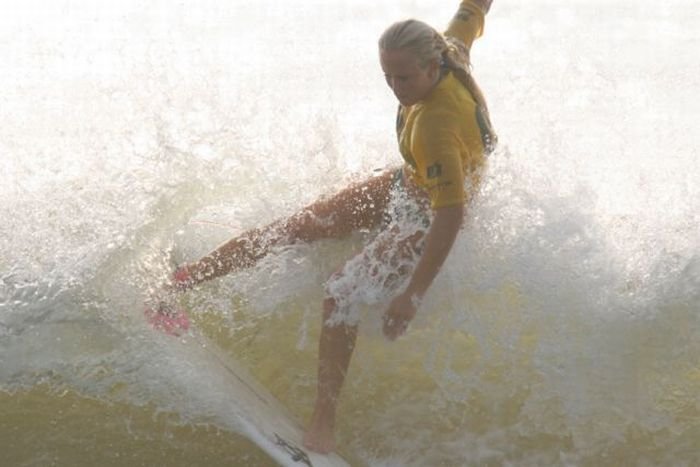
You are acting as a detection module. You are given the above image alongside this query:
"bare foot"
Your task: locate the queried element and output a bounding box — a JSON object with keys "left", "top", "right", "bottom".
{"left": 303, "top": 404, "right": 336, "bottom": 454}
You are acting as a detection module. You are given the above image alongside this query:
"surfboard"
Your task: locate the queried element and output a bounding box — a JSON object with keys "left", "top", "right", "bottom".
{"left": 145, "top": 306, "right": 350, "bottom": 467}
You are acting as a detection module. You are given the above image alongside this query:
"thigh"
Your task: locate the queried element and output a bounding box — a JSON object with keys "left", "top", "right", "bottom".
{"left": 282, "top": 169, "right": 397, "bottom": 242}
{"left": 362, "top": 224, "right": 426, "bottom": 286}
{"left": 324, "top": 217, "right": 428, "bottom": 326}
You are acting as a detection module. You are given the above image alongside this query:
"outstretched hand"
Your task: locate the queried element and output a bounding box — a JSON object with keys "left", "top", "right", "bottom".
{"left": 382, "top": 292, "right": 419, "bottom": 341}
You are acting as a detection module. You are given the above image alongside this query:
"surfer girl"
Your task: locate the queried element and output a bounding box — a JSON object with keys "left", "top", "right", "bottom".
{"left": 155, "top": 0, "right": 496, "bottom": 454}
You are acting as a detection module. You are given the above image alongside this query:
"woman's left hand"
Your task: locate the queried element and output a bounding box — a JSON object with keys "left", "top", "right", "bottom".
{"left": 382, "top": 292, "right": 419, "bottom": 341}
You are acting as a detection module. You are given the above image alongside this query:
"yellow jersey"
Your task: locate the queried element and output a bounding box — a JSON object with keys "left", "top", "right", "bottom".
{"left": 396, "top": 0, "right": 494, "bottom": 209}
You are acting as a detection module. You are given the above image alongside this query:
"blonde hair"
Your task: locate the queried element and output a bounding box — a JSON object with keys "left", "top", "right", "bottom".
{"left": 379, "top": 19, "right": 497, "bottom": 152}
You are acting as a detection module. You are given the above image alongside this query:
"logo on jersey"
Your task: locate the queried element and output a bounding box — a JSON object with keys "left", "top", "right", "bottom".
{"left": 427, "top": 163, "right": 442, "bottom": 179}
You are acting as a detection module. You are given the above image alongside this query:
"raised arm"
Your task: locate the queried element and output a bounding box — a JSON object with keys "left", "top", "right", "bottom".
{"left": 445, "top": 0, "right": 493, "bottom": 49}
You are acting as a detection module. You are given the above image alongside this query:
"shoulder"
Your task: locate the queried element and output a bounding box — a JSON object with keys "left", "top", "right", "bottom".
{"left": 412, "top": 105, "right": 460, "bottom": 150}
{"left": 422, "top": 74, "right": 475, "bottom": 120}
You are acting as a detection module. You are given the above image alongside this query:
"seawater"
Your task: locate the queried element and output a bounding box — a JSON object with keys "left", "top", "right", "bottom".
{"left": 2, "top": 0, "right": 699, "bottom": 466}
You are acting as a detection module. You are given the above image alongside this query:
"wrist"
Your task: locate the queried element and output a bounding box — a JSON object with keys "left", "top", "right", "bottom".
{"left": 403, "top": 287, "right": 424, "bottom": 307}
{"left": 405, "top": 280, "right": 427, "bottom": 300}
{"left": 410, "top": 293, "right": 422, "bottom": 309}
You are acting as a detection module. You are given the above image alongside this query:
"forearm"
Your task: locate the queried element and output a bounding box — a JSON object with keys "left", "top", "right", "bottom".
{"left": 405, "top": 203, "right": 464, "bottom": 299}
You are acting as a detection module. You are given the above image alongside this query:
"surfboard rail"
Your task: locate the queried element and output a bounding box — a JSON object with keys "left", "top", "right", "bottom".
{"left": 146, "top": 306, "right": 350, "bottom": 467}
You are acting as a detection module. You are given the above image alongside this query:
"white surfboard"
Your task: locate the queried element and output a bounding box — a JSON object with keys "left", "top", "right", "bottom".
{"left": 147, "top": 308, "right": 350, "bottom": 467}
{"left": 189, "top": 332, "right": 350, "bottom": 467}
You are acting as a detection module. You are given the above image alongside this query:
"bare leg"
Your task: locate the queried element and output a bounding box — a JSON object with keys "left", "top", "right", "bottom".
{"left": 303, "top": 224, "right": 427, "bottom": 453}
{"left": 183, "top": 170, "right": 396, "bottom": 285}
{"left": 303, "top": 297, "right": 358, "bottom": 454}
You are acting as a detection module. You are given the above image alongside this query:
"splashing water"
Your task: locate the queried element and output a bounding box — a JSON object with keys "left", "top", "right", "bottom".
{"left": 2, "top": 0, "right": 699, "bottom": 465}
